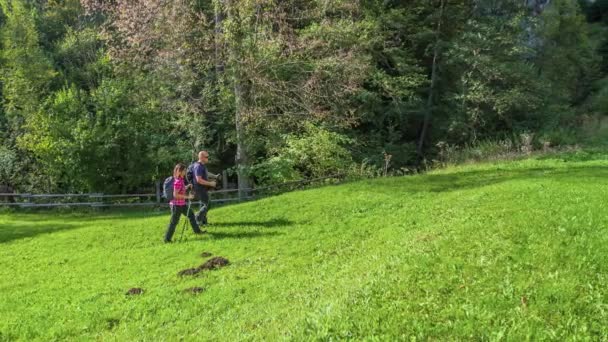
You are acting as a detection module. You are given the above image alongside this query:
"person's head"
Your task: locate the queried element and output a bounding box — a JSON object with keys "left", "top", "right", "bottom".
{"left": 198, "top": 150, "right": 210, "bottom": 164}
{"left": 173, "top": 163, "right": 187, "bottom": 178}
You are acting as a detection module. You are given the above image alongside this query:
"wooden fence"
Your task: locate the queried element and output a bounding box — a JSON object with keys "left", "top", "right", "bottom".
{"left": 0, "top": 175, "right": 345, "bottom": 209}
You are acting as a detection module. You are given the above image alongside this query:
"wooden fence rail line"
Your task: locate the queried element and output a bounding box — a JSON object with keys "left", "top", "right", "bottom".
{"left": 0, "top": 174, "right": 345, "bottom": 209}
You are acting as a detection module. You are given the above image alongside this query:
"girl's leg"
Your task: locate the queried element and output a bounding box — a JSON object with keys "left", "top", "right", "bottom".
{"left": 164, "top": 205, "right": 181, "bottom": 242}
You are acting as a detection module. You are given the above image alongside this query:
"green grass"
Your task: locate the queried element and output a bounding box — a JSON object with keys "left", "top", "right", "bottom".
{"left": 2, "top": 154, "right": 608, "bottom": 340}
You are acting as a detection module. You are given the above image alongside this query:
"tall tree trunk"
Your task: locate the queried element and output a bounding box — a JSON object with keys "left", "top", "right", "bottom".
{"left": 234, "top": 79, "right": 250, "bottom": 198}
{"left": 215, "top": 1, "right": 224, "bottom": 74}
{"left": 417, "top": 0, "right": 445, "bottom": 157}
{"left": 213, "top": 0, "right": 225, "bottom": 154}
{"left": 224, "top": 0, "right": 251, "bottom": 198}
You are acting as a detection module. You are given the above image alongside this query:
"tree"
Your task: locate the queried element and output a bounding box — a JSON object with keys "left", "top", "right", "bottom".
{"left": 0, "top": 0, "right": 56, "bottom": 123}
{"left": 536, "top": 0, "right": 599, "bottom": 105}
{"left": 442, "top": 3, "right": 547, "bottom": 143}
{"left": 0, "top": 0, "right": 58, "bottom": 191}
{"left": 82, "top": 0, "right": 375, "bottom": 189}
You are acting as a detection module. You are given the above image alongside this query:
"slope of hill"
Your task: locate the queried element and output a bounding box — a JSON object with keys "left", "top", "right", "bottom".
{"left": 1, "top": 152, "right": 608, "bottom": 340}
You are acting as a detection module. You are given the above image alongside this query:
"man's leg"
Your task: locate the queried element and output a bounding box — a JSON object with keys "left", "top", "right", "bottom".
{"left": 195, "top": 191, "right": 209, "bottom": 225}
{"left": 164, "top": 205, "right": 181, "bottom": 242}
{"left": 186, "top": 207, "right": 205, "bottom": 234}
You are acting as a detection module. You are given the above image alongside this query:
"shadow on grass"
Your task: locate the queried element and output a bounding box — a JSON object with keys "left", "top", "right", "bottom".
{"left": 211, "top": 218, "right": 294, "bottom": 229}
{"left": 1, "top": 209, "right": 167, "bottom": 223}
{"left": 0, "top": 223, "right": 82, "bottom": 244}
{"left": 207, "top": 231, "right": 283, "bottom": 240}
{"left": 372, "top": 165, "right": 608, "bottom": 194}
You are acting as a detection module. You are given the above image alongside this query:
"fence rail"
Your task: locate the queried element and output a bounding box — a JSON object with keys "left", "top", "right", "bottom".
{"left": 0, "top": 174, "right": 344, "bottom": 209}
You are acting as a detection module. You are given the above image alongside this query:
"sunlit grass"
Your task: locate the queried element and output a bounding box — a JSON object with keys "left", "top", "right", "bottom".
{"left": 1, "top": 154, "right": 608, "bottom": 340}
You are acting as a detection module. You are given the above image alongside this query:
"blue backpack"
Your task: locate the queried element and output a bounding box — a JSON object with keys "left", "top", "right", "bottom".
{"left": 162, "top": 176, "right": 174, "bottom": 201}
{"left": 186, "top": 162, "right": 199, "bottom": 186}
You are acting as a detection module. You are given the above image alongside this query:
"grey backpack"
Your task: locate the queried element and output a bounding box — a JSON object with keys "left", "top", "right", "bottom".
{"left": 162, "top": 176, "right": 174, "bottom": 201}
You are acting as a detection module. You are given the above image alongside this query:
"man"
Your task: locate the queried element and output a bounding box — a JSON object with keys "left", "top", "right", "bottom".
{"left": 192, "top": 150, "right": 216, "bottom": 225}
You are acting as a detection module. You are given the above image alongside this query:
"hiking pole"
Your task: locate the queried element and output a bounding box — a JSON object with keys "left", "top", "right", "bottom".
{"left": 179, "top": 199, "right": 192, "bottom": 242}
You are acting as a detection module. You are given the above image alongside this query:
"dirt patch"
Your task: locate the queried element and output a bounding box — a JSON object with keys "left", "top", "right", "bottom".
{"left": 178, "top": 268, "right": 201, "bottom": 276}
{"left": 126, "top": 288, "right": 143, "bottom": 296}
{"left": 201, "top": 252, "right": 213, "bottom": 258}
{"left": 184, "top": 287, "right": 205, "bottom": 294}
{"left": 199, "top": 256, "right": 230, "bottom": 270}
{"left": 200, "top": 257, "right": 230, "bottom": 270}
{"left": 178, "top": 256, "right": 229, "bottom": 277}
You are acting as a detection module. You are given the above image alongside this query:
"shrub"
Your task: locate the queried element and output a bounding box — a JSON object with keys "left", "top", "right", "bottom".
{"left": 250, "top": 156, "right": 302, "bottom": 186}
{"left": 0, "top": 146, "right": 17, "bottom": 186}
{"left": 252, "top": 124, "right": 353, "bottom": 185}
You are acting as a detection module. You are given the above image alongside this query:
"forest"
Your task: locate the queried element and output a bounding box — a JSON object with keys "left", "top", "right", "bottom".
{"left": 1, "top": 0, "right": 607, "bottom": 194}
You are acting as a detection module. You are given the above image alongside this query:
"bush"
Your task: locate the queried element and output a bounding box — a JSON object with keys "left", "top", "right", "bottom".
{"left": 537, "top": 127, "right": 580, "bottom": 148}
{"left": 250, "top": 156, "right": 302, "bottom": 186}
{"left": 435, "top": 129, "right": 582, "bottom": 165}
{"left": 251, "top": 124, "right": 353, "bottom": 185}
{"left": 0, "top": 146, "right": 17, "bottom": 186}
{"left": 590, "top": 78, "right": 608, "bottom": 114}
{"left": 437, "top": 138, "right": 517, "bottom": 165}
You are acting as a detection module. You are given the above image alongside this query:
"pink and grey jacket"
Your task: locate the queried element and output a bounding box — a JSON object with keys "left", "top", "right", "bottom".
{"left": 170, "top": 177, "right": 187, "bottom": 206}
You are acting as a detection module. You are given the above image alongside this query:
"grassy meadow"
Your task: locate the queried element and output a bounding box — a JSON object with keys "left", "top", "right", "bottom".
{"left": 1, "top": 152, "right": 608, "bottom": 340}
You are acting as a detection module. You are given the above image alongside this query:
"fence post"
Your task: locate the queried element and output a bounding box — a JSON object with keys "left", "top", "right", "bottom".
{"left": 21, "top": 193, "right": 31, "bottom": 208}
{"left": 89, "top": 193, "right": 103, "bottom": 208}
{"left": 222, "top": 170, "right": 228, "bottom": 190}
{"left": 155, "top": 181, "right": 161, "bottom": 204}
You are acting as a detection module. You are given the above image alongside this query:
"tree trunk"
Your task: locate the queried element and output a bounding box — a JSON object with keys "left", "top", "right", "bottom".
{"left": 213, "top": 0, "right": 226, "bottom": 155}
{"left": 224, "top": 0, "right": 251, "bottom": 198}
{"left": 215, "top": 1, "right": 224, "bottom": 74}
{"left": 234, "top": 79, "right": 250, "bottom": 198}
{"left": 417, "top": 0, "right": 445, "bottom": 157}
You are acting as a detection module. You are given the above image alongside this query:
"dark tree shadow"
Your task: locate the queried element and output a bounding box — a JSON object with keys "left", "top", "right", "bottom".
{"left": 371, "top": 165, "right": 608, "bottom": 194}
{"left": 210, "top": 218, "right": 294, "bottom": 229}
{"left": 207, "top": 231, "right": 283, "bottom": 240}
{"left": 3, "top": 209, "right": 167, "bottom": 223}
{"left": 0, "top": 223, "right": 82, "bottom": 244}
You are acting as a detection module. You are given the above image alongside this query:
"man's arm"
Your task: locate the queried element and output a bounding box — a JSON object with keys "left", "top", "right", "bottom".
{"left": 196, "top": 175, "right": 216, "bottom": 188}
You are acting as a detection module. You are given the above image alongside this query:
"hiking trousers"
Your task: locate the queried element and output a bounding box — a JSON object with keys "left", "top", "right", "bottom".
{"left": 194, "top": 190, "right": 209, "bottom": 225}
{"left": 164, "top": 204, "right": 202, "bottom": 242}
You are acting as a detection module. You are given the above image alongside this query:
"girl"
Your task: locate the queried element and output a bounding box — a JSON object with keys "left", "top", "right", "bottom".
{"left": 164, "top": 163, "right": 205, "bottom": 243}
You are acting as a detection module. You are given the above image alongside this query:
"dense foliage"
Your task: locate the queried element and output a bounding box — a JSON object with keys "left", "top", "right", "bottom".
{"left": 0, "top": 0, "right": 606, "bottom": 193}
